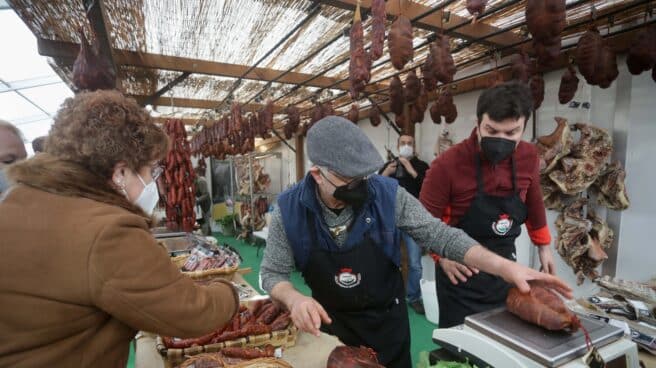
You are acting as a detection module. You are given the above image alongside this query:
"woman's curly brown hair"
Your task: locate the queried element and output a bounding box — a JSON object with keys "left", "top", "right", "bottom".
{"left": 46, "top": 90, "right": 169, "bottom": 178}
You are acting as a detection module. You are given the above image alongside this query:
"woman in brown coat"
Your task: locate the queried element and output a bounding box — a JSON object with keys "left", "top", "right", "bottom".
{"left": 0, "top": 91, "right": 238, "bottom": 367}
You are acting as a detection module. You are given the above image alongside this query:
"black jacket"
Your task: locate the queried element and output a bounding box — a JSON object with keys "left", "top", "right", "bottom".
{"left": 379, "top": 156, "right": 429, "bottom": 198}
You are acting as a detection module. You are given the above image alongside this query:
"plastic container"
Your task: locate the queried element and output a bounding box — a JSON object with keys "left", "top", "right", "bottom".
{"left": 421, "top": 255, "right": 436, "bottom": 281}
{"left": 420, "top": 278, "right": 439, "bottom": 325}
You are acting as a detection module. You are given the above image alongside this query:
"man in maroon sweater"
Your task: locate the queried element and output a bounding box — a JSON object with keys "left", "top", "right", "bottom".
{"left": 419, "top": 82, "right": 555, "bottom": 328}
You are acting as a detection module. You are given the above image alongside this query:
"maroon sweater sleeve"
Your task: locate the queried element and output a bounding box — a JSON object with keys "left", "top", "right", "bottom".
{"left": 419, "top": 156, "right": 451, "bottom": 221}
{"left": 524, "top": 150, "right": 551, "bottom": 245}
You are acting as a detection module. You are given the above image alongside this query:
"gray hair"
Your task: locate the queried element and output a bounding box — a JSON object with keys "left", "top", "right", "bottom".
{"left": 0, "top": 119, "right": 25, "bottom": 142}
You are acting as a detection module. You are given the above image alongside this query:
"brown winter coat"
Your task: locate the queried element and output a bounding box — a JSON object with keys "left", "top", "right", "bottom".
{"left": 0, "top": 154, "right": 238, "bottom": 367}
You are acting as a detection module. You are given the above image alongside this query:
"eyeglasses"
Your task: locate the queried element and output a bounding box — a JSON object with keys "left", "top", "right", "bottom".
{"left": 319, "top": 170, "right": 366, "bottom": 190}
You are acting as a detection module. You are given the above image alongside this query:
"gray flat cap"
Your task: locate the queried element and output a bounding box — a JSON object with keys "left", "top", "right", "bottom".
{"left": 307, "top": 115, "right": 383, "bottom": 178}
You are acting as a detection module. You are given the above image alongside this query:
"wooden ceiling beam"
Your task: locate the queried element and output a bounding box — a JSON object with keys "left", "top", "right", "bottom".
{"left": 144, "top": 72, "right": 191, "bottom": 106}
{"left": 321, "top": 0, "right": 524, "bottom": 47}
{"left": 129, "top": 95, "right": 286, "bottom": 114}
{"left": 36, "top": 38, "right": 386, "bottom": 94}
{"left": 152, "top": 117, "right": 198, "bottom": 126}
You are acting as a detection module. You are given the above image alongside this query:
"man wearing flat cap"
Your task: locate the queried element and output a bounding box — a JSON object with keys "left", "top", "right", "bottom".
{"left": 260, "top": 116, "right": 571, "bottom": 368}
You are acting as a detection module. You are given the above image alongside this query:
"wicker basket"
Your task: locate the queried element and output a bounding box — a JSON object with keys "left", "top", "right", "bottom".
{"left": 156, "top": 325, "right": 298, "bottom": 365}
{"left": 179, "top": 354, "right": 293, "bottom": 368}
{"left": 172, "top": 254, "right": 240, "bottom": 281}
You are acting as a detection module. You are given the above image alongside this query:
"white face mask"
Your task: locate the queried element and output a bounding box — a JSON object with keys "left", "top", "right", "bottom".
{"left": 399, "top": 144, "right": 414, "bottom": 158}
{"left": 134, "top": 174, "right": 159, "bottom": 215}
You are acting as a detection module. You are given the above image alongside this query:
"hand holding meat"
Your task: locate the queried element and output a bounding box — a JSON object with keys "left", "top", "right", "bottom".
{"left": 497, "top": 259, "right": 572, "bottom": 299}
{"left": 507, "top": 285, "right": 580, "bottom": 332}
{"left": 538, "top": 245, "right": 556, "bottom": 275}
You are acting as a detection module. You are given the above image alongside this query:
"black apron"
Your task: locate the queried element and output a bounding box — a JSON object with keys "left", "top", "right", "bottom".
{"left": 436, "top": 155, "right": 528, "bottom": 328}
{"left": 302, "top": 213, "right": 412, "bottom": 368}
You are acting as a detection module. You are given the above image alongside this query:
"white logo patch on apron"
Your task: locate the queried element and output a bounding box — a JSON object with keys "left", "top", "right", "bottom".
{"left": 491, "top": 214, "right": 513, "bottom": 236}
{"left": 335, "top": 268, "right": 361, "bottom": 288}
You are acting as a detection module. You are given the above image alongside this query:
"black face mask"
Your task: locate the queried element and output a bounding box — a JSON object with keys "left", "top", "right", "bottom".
{"left": 321, "top": 171, "right": 369, "bottom": 208}
{"left": 333, "top": 179, "right": 369, "bottom": 208}
{"left": 480, "top": 137, "right": 516, "bottom": 165}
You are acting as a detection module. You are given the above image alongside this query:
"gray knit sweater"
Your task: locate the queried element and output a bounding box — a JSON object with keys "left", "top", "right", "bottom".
{"left": 259, "top": 186, "right": 477, "bottom": 293}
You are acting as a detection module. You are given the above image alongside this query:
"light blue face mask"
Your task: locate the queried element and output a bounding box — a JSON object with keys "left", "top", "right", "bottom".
{"left": 0, "top": 169, "right": 9, "bottom": 193}
{"left": 134, "top": 173, "right": 159, "bottom": 215}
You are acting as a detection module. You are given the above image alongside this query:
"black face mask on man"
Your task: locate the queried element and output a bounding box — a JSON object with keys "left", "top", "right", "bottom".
{"left": 333, "top": 179, "right": 369, "bottom": 208}
{"left": 321, "top": 171, "right": 369, "bottom": 208}
{"left": 480, "top": 137, "right": 516, "bottom": 165}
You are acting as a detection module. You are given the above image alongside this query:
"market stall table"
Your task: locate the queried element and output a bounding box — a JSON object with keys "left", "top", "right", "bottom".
{"left": 134, "top": 272, "right": 342, "bottom": 368}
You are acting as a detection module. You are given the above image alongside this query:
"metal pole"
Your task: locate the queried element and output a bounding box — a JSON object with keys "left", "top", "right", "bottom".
{"left": 270, "top": 128, "right": 296, "bottom": 152}
{"left": 248, "top": 154, "right": 255, "bottom": 239}
{"left": 367, "top": 95, "right": 400, "bottom": 135}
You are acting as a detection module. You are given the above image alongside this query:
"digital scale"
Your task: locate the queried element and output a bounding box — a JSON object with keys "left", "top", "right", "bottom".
{"left": 432, "top": 307, "right": 640, "bottom": 368}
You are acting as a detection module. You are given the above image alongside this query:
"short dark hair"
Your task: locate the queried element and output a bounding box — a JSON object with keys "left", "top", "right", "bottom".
{"left": 32, "top": 136, "right": 47, "bottom": 153}
{"left": 476, "top": 81, "right": 533, "bottom": 125}
{"left": 397, "top": 134, "right": 414, "bottom": 145}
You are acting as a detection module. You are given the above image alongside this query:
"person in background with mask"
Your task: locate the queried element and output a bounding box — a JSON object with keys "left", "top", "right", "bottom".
{"left": 379, "top": 134, "right": 429, "bottom": 314}
{"left": 0, "top": 91, "right": 238, "bottom": 367}
{"left": 419, "top": 82, "right": 556, "bottom": 328}
{"left": 195, "top": 166, "right": 212, "bottom": 235}
{"left": 0, "top": 119, "right": 28, "bottom": 194}
{"left": 260, "top": 116, "right": 571, "bottom": 368}
{"left": 31, "top": 135, "right": 47, "bottom": 154}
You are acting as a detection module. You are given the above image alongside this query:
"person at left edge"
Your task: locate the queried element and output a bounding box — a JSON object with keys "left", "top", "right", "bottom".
{"left": 259, "top": 116, "right": 572, "bottom": 368}
{"left": 195, "top": 166, "right": 212, "bottom": 235}
{"left": 0, "top": 91, "right": 239, "bottom": 367}
{"left": 0, "top": 120, "right": 28, "bottom": 194}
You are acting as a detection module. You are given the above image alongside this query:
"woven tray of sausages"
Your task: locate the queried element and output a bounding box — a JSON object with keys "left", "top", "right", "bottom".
{"left": 170, "top": 241, "right": 242, "bottom": 281}
{"left": 156, "top": 299, "right": 297, "bottom": 365}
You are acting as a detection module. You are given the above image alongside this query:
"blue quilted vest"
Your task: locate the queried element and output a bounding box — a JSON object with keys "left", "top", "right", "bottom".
{"left": 277, "top": 174, "right": 401, "bottom": 271}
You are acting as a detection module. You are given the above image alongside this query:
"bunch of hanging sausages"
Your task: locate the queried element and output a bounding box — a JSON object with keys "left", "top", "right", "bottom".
{"left": 162, "top": 299, "right": 292, "bottom": 350}
{"left": 189, "top": 101, "right": 274, "bottom": 160}
{"left": 163, "top": 119, "right": 196, "bottom": 232}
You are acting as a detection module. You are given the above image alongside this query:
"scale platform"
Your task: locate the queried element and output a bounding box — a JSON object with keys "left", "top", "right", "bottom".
{"left": 433, "top": 307, "right": 639, "bottom": 368}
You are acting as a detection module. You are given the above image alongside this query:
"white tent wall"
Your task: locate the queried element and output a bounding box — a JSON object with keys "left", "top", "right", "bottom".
{"left": 593, "top": 58, "right": 656, "bottom": 284}
{"left": 266, "top": 141, "right": 296, "bottom": 191}
{"left": 531, "top": 57, "right": 656, "bottom": 291}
